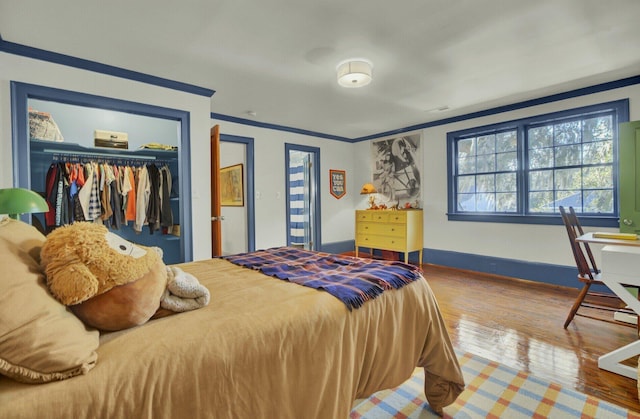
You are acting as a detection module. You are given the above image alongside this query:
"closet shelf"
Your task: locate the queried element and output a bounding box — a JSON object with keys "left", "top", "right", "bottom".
{"left": 30, "top": 139, "right": 178, "bottom": 161}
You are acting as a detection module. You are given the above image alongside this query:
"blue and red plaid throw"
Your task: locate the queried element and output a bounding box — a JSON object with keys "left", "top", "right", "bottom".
{"left": 223, "top": 247, "right": 423, "bottom": 310}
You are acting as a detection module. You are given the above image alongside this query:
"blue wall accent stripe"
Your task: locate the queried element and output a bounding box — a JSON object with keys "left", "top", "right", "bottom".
{"left": 327, "top": 240, "right": 610, "bottom": 292}
{"left": 211, "top": 112, "right": 352, "bottom": 142}
{"left": 0, "top": 35, "right": 215, "bottom": 98}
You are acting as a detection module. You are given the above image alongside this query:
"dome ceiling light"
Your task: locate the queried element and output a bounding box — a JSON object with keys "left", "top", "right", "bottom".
{"left": 336, "top": 59, "right": 373, "bottom": 88}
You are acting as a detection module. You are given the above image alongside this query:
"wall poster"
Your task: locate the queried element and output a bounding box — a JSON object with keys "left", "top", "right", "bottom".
{"left": 371, "top": 133, "right": 422, "bottom": 207}
{"left": 220, "top": 163, "right": 244, "bottom": 206}
{"left": 329, "top": 169, "right": 346, "bottom": 199}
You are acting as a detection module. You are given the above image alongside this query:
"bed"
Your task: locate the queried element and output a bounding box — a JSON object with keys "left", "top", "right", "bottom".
{"left": 0, "top": 219, "right": 464, "bottom": 418}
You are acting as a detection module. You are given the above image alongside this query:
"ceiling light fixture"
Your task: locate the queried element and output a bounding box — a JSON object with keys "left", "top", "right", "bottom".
{"left": 336, "top": 59, "right": 373, "bottom": 88}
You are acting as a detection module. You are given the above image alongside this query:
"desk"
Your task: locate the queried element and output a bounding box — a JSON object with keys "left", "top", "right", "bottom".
{"left": 576, "top": 232, "right": 640, "bottom": 247}
{"left": 577, "top": 233, "right": 640, "bottom": 379}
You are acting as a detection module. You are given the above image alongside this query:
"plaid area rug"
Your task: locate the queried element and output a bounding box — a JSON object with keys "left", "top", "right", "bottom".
{"left": 350, "top": 351, "right": 639, "bottom": 418}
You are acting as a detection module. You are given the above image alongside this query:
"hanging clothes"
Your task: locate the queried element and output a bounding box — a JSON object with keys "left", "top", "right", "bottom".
{"left": 43, "top": 157, "right": 173, "bottom": 237}
{"left": 146, "top": 163, "right": 161, "bottom": 234}
{"left": 160, "top": 165, "right": 173, "bottom": 233}
{"left": 134, "top": 165, "right": 150, "bottom": 233}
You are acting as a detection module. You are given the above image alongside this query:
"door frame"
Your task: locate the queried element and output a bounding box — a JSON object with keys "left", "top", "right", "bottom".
{"left": 285, "top": 143, "right": 321, "bottom": 250}
{"left": 220, "top": 133, "right": 256, "bottom": 252}
{"left": 10, "top": 81, "right": 193, "bottom": 262}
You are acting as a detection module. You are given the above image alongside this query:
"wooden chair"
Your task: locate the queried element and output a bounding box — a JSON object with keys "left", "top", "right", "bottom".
{"left": 559, "top": 206, "right": 626, "bottom": 328}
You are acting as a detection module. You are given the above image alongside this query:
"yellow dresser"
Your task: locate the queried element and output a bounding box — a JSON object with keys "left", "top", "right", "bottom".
{"left": 355, "top": 209, "right": 423, "bottom": 264}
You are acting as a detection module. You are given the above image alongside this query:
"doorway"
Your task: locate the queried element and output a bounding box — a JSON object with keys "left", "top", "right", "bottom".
{"left": 216, "top": 133, "right": 255, "bottom": 254}
{"left": 285, "top": 143, "right": 321, "bottom": 251}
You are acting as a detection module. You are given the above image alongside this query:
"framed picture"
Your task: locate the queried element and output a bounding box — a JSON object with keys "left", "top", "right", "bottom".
{"left": 371, "top": 133, "right": 422, "bottom": 207}
{"left": 329, "top": 169, "right": 346, "bottom": 199}
{"left": 220, "top": 163, "right": 244, "bottom": 206}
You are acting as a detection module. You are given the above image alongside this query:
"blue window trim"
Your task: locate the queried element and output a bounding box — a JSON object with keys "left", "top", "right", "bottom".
{"left": 284, "top": 143, "right": 322, "bottom": 249}
{"left": 10, "top": 81, "right": 194, "bottom": 261}
{"left": 446, "top": 99, "right": 629, "bottom": 227}
{"left": 219, "top": 133, "right": 256, "bottom": 252}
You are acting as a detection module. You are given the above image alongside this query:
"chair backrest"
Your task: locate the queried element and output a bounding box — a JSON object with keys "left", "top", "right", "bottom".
{"left": 559, "top": 206, "right": 599, "bottom": 280}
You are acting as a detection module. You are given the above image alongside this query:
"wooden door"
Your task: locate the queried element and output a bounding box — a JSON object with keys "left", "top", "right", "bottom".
{"left": 211, "top": 125, "right": 222, "bottom": 256}
{"left": 619, "top": 121, "right": 640, "bottom": 233}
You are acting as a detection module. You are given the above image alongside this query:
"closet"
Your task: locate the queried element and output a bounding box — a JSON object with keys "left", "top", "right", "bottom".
{"left": 30, "top": 140, "right": 182, "bottom": 264}
{"left": 12, "top": 82, "right": 192, "bottom": 264}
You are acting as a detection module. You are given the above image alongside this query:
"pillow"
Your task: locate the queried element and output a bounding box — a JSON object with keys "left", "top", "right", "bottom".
{"left": 0, "top": 218, "right": 99, "bottom": 383}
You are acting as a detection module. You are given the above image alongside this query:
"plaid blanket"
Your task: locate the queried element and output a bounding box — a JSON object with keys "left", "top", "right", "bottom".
{"left": 223, "top": 247, "right": 423, "bottom": 310}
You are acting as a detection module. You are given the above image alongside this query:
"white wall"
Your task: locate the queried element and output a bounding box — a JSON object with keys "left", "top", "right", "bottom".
{"left": 356, "top": 84, "right": 640, "bottom": 269}
{"left": 0, "top": 52, "right": 213, "bottom": 261}
{"left": 212, "top": 120, "right": 357, "bottom": 251}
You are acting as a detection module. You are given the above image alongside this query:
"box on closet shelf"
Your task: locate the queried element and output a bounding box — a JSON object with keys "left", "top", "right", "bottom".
{"left": 94, "top": 129, "right": 129, "bottom": 149}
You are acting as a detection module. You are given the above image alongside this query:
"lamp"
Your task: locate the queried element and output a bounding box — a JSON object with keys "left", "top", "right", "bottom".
{"left": 337, "top": 59, "right": 373, "bottom": 88}
{"left": 360, "top": 183, "right": 377, "bottom": 209}
{"left": 0, "top": 188, "right": 48, "bottom": 219}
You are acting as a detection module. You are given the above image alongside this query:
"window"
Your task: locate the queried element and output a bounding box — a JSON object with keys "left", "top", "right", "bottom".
{"left": 447, "top": 100, "right": 629, "bottom": 226}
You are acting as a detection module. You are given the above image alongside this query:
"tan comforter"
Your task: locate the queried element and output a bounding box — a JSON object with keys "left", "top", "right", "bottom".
{"left": 0, "top": 258, "right": 464, "bottom": 418}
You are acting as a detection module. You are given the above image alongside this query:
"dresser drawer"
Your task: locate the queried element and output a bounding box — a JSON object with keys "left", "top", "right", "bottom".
{"left": 387, "top": 211, "right": 407, "bottom": 224}
{"left": 356, "top": 234, "right": 405, "bottom": 251}
{"left": 356, "top": 211, "right": 373, "bottom": 222}
{"left": 370, "top": 212, "right": 390, "bottom": 223}
{"left": 358, "top": 222, "right": 405, "bottom": 237}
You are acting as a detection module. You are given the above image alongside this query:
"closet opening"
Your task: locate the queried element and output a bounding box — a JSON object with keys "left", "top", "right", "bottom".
{"left": 11, "top": 82, "right": 193, "bottom": 263}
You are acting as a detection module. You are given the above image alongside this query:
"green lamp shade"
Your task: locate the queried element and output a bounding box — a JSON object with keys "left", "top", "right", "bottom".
{"left": 0, "top": 188, "right": 49, "bottom": 219}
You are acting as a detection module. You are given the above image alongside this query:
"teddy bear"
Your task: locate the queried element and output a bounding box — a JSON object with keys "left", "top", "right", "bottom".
{"left": 40, "top": 222, "right": 168, "bottom": 331}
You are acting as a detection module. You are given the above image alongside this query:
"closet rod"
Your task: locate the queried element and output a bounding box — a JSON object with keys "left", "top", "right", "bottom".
{"left": 42, "top": 148, "right": 157, "bottom": 160}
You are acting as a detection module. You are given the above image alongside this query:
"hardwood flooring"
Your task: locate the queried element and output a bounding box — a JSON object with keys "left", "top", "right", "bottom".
{"left": 421, "top": 263, "right": 640, "bottom": 413}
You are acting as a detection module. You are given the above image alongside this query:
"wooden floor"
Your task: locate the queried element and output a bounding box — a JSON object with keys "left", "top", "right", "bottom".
{"left": 421, "top": 263, "right": 640, "bottom": 413}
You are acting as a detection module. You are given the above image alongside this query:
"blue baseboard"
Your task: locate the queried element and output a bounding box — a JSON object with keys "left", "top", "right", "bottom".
{"left": 325, "top": 240, "right": 601, "bottom": 292}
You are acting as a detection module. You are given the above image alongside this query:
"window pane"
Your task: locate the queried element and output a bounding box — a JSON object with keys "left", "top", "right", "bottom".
{"left": 496, "top": 173, "right": 516, "bottom": 192}
{"left": 457, "top": 175, "right": 475, "bottom": 193}
{"left": 458, "top": 194, "right": 476, "bottom": 211}
{"left": 496, "top": 131, "right": 517, "bottom": 152}
{"left": 583, "top": 116, "right": 612, "bottom": 142}
{"left": 583, "top": 166, "right": 613, "bottom": 189}
{"left": 554, "top": 121, "right": 581, "bottom": 145}
{"left": 529, "top": 148, "right": 553, "bottom": 169}
{"left": 554, "top": 144, "right": 581, "bottom": 167}
{"left": 458, "top": 156, "right": 475, "bottom": 174}
{"left": 529, "top": 126, "right": 553, "bottom": 149}
{"left": 476, "top": 193, "right": 495, "bottom": 212}
{"left": 529, "top": 191, "right": 554, "bottom": 213}
{"left": 496, "top": 151, "right": 517, "bottom": 171}
{"left": 496, "top": 193, "right": 517, "bottom": 212}
{"left": 556, "top": 190, "right": 581, "bottom": 212}
{"left": 529, "top": 170, "right": 553, "bottom": 191}
{"left": 476, "top": 154, "right": 495, "bottom": 173}
{"left": 477, "top": 174, "right": 495, "bottom": 192}
{"left": 583, "top": 141, "right": 612, "bottom": 164}
{"left": 458, "top": 138, "right": 475, "bottom": 157}
{"left": 554, "top": 168, "right": 581, "bottom": 190}
{"left": 477, "top": 135, "right": 495, "bottom": 155}
{"left": 584, "top": 190, "right": 613, "bottom": 213}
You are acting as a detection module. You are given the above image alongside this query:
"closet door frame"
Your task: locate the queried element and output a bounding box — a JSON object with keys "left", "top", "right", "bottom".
{"left": 10, "top": 81, "right": 193, "bottom": 262}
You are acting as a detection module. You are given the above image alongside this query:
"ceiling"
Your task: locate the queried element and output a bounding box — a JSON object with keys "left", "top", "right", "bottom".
{"left": 1, "top": 0, "right": 639, "bottom": 139}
